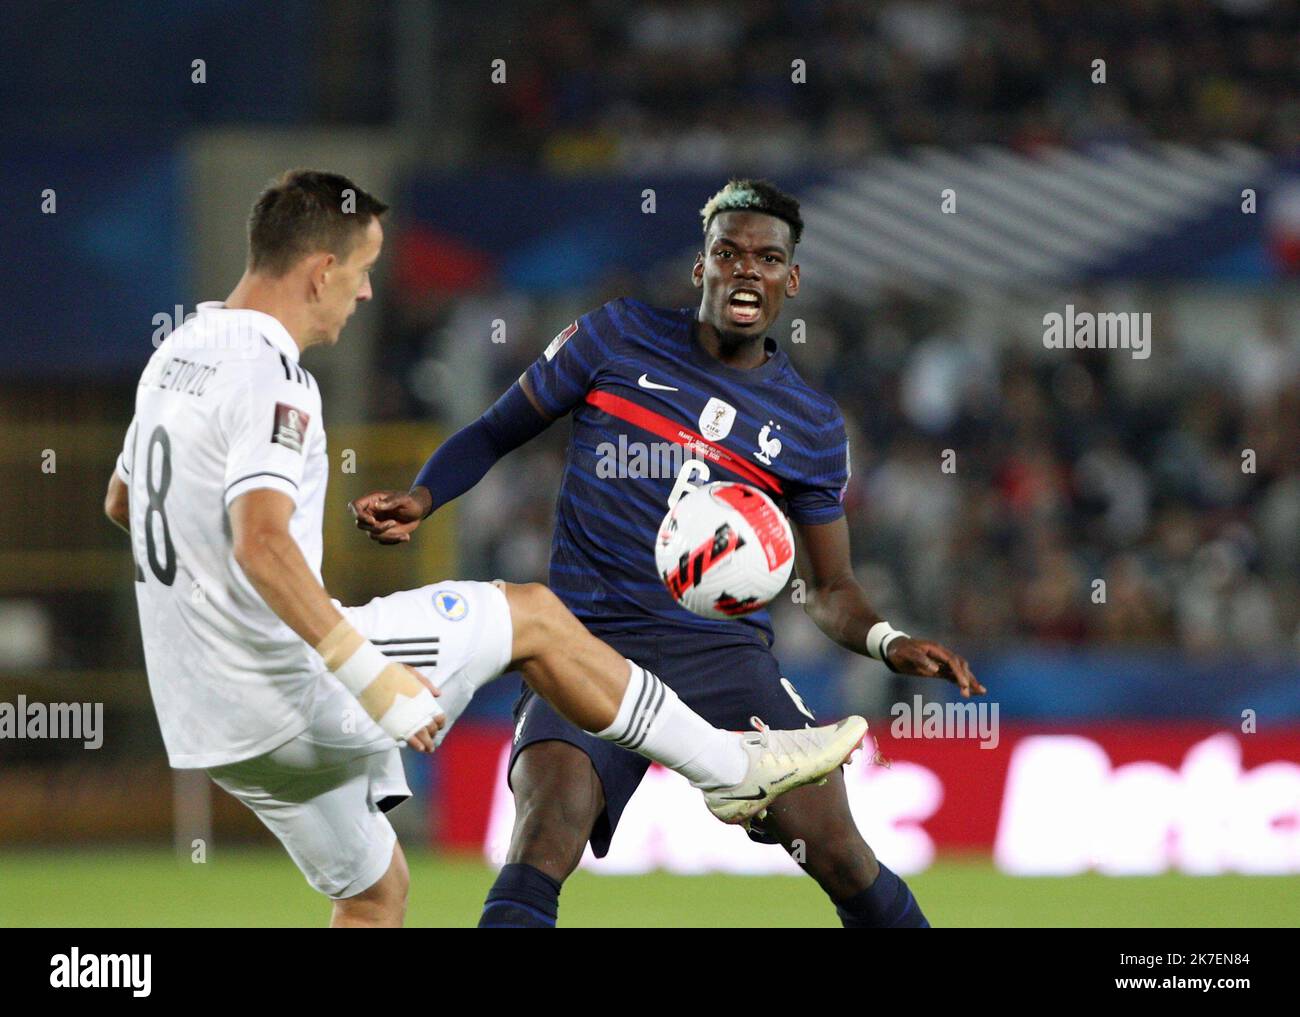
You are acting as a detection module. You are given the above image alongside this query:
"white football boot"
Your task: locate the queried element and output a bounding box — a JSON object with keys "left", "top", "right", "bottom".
{"left": 702, "top": 715, "right": 870, "bottom": 826}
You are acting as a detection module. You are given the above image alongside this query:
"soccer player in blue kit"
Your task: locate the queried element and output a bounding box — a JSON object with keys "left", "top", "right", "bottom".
{"left": 353, "top": 179, "right": 984, "bottom": 928}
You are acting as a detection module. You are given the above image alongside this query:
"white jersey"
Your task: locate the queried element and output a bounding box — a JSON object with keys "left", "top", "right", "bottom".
{"left": 118, "top": 302, "right": 329, "bottom": 768}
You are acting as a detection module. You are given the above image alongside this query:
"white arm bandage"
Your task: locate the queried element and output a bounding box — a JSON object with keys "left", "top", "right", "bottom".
{"left": 316, "top": 619, "right": 442, "bottom": 743}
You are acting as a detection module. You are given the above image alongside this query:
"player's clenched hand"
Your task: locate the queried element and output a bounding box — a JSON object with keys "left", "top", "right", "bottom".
{"left": 885, "top": 638, "right": 985, "bottom": 698}
{"left": 349, "top": 487, "right": 433, "bottom": 545}
{"left": 404, "top": 665, "right": 444, "bottom": 753}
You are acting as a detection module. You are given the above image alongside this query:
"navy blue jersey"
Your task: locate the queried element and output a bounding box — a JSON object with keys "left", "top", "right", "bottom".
{"left": 525, "top": 297, "right": 850, "bottom": 646}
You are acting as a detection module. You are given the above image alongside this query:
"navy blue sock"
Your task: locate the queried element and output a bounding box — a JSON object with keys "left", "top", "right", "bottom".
{"left": 478, "top": 863, "right": 562, "bottom": 928}
{"left": 835, "top": 864, "right": 930, "bottom": 928}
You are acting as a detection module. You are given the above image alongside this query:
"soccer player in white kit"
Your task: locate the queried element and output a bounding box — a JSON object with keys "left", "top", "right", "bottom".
{"left": 104, "top": 170, "right": 867, "bottom": 927}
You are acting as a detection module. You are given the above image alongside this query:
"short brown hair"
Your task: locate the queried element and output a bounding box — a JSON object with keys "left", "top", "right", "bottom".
{"left": 247, "top": 169, "right": 388, "bottom": 276}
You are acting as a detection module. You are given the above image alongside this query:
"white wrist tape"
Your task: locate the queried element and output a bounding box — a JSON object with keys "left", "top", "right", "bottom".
{"left": 317, "top": 620, "right": 442, "bottom": 744}
{"left": 866, "top": 621, "right": 909, "bottom": 663}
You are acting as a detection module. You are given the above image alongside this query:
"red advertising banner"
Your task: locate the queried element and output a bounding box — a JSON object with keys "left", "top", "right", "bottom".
{"left": 435, "top": 722, "right": 1300, "bottom": 876}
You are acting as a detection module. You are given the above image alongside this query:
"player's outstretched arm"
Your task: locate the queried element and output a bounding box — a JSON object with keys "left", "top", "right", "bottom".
{"left": 229, "top": 488, "right": 444, "bottom": 751}
{"left": 351, "top": 375, "right": 553, "bottom": 544}
{"left": 793, "top": 516, "right": 985, "bottom": 698}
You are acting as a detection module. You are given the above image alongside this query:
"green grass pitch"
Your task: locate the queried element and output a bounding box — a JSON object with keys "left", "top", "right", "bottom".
{"left": 1, "top": 848, "right": 1296, "bottom": 927}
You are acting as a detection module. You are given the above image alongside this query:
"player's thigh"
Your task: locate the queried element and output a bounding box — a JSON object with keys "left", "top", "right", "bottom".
{"left": 506, "top": 740, "right": 605, "bottom": 867}
{"left": 209, "top": 743, "right": 405, "bottom": 900}
{"left": 343, "top": 579, "right": 513, "bottom": 683}
{"left": 341, "top": 579, "right": 514, "bottom": 732}
{"left": 493, "top": 581, "right": 582, "bottom": 665}
{"left": 670, "top": 638, "right": 818, "bottom": 733}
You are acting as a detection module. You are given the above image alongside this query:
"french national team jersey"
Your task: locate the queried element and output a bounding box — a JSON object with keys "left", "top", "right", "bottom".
{"left": 525, "top": 297, "right": 850, "bottom": 646}
{"left": 117, "top": 303, "right": 329, "bottom": 768}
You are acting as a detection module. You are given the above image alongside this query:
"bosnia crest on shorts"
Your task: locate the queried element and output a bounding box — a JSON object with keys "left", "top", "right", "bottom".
{"left": 433, "top": 589, "right": 468, "bottom": 621}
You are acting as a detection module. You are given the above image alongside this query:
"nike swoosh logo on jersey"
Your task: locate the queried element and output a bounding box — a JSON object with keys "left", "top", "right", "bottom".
{"left": 637, "top": 374, "right": 679, "bottom": 391}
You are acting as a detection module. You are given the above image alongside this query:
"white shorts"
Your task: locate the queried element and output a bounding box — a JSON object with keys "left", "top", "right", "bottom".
{"left": 209, "top": 580, "right": 514, "bottom": 899}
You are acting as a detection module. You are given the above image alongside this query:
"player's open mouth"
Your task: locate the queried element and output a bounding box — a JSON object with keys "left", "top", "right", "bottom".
{"left": 727, "top": 289, "right": 762, "bottom": 325}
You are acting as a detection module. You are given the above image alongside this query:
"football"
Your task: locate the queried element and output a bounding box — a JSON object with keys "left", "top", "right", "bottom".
{"left": 654, "top": 481, "right": 795, "bottom": 619}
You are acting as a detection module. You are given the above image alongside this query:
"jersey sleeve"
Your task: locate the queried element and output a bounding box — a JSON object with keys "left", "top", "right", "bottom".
{"left": 219, "top": 359, "right": 322, "bottom": 508}
{"left": 784, "top": 407, "right": 850, "bottom": 526}
{"left": 114, "top": 416, "right": 138, "bottom": 484}
{"left": 523, "top": 305, "right": 611, "bottom": 418}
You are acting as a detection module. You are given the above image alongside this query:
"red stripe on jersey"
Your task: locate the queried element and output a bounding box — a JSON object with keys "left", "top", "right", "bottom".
{"left": 585, "top": 389, "right": 783, "bottom": 495}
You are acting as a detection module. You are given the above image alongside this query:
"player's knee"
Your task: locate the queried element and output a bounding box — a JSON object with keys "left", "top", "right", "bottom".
{"left": 335, "top": 846, "right": 409, "bottom": 926}
{"left": 518, "top": 781, "right": 594, "bottom": 839}
{"left": 509, "top": 794, "right": 592, "bottom": 878}
{"left": 386, "top": 844, "right": 411, "bottom": 903}
{"left": 507, "top": 747, "right": 600, "bottom": 878}
{"left": 502, "top": 582, "right": 572, "bottom": 660}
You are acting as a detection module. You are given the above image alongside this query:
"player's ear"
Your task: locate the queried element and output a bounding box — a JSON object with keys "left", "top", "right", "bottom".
{"left": 691, "top": 253, "right": 704, "bottom": 289}
{"left": 785, "top": 263, "right": 799, "bottom": 298}
{"left": 306, "top": 252, "right": 337, "bottom": 299}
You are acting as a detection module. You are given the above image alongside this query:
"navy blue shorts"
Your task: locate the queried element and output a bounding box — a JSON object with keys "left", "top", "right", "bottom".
{"left": 507, "top": 628, "right": 818, "bottom": 857}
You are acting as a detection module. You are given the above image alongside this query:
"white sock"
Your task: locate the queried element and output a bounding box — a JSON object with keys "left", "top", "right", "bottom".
{"left": 593, "top": 661, "right": 747, "bottom": 788}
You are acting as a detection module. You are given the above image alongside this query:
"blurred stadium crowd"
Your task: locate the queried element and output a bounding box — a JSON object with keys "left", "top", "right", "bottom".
{"left": 19, "top": 0, "right": 1295, "bottom": 160}
{"left": 456, "top": 0, "right": 1300, "bottom": 168}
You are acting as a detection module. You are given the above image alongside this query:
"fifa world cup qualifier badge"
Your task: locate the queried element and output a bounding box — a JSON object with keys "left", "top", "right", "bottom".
{"left": 271, "top": 402, "right": 309, "bottom": 453}
{"left": 698, "top": 397, "right": 736, "bottom": 441}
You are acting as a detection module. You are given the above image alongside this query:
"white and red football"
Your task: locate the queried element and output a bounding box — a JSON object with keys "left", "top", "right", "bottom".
{"left": 654, "top": 481, "right": 795, "bottom": 619}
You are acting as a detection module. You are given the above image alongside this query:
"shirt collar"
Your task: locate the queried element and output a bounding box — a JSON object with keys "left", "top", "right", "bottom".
{"left": 196, "top": 301, "right": 302, "bottom": 362}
